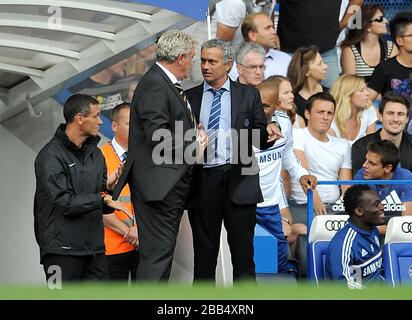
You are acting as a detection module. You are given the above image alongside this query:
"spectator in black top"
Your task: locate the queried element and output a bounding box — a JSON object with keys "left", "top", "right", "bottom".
{"left": 287, "top": 46, "right": 328, "bottom": 121}
{"left": 352, "top": 92, "right": 412, "bottom": 175}
{"left": 277, "top": 0, "right": 363, "bottom": 87}
{"left": 368, "top": 11, "right": 412, "bottom": 103}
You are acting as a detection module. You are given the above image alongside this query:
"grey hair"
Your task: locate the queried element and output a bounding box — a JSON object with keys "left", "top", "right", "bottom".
{"left": 235, "top": 42, "right": 266, "bottom": 64}
{"left": 201, "top": 38, "right": 234, "bottom": 64}
{"left": 157, "top": 30, "right": 197, "bottom": 63}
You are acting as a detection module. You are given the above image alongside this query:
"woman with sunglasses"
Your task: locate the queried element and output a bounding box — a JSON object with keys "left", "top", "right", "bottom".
{"left": 341, "top": 4, "right": 398, "bottom": 82}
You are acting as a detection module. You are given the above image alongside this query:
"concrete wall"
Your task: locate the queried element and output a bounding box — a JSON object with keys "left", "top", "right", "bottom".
{"left": 0, "top": 124, "right": 44, "bottom": 284}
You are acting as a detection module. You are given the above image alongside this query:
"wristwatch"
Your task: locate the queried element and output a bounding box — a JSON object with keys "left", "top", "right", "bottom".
{"left": 282, "top": 217, "right": 290, "bottom": 224}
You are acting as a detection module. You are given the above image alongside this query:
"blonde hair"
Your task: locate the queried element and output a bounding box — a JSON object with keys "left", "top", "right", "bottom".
{"left": 330, "top": 74, "right": 368, "bottom": 138}
{"left": 258, "top": 75, "right": 297, "bottom": 124}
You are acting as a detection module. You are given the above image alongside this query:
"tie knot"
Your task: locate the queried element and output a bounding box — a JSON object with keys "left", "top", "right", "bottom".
{"left": 210, "top": 88, "right": 225, "bottom": 97}
{"left": 175, "top": 82, "right": 184, "bottom": 92}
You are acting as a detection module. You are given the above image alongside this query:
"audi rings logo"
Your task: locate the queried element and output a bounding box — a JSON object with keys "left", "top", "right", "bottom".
{"left": 408, "top": 265, "right": 412, "bottom": 279}
{"left": 401, "top": 222, "right": 412, "bottom": 233}
{"left": 324, "top": 220, "right": 348, "bottom": 231}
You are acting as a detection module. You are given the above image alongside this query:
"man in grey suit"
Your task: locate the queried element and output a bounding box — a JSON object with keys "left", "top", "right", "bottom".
{"left": 114, "top": 30, "right": 207, "bottom": 281}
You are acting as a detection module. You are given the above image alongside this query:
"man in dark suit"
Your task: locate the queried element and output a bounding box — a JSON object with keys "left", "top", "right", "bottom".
{"left": 113, "top": 30, "right": 207, "bottom": 281}
{"left": 186, "top": 38, "right": 282, "bottom": 283}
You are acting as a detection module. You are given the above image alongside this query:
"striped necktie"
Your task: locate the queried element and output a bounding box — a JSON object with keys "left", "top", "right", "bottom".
{"left": 175, "top": 82, "right": 195, "bottom": 126}
{"left": 207, "top": 88, "right": 225, "bottom": 163}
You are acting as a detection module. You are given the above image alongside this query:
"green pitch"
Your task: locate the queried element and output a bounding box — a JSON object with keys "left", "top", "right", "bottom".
{"left": 0, "top": 282, "right": 411, "bottom": 300}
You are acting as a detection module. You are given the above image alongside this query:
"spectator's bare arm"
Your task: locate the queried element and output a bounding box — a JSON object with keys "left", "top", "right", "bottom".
{"left": 339, "top": 0, "right": 364, "bottom": 31}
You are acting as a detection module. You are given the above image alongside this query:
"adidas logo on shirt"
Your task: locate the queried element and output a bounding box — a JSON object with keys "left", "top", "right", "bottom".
{"left": 332, "top": 198, "right": 345, "bottom": 212}
{"left": 381, "top": 190, "right": 406, "bottom": 212}
{"left": 331, "top": 190, "right": 406, "bottom": 212}
{"left": 361, "top": 248, "right": 368, "bottom": 257}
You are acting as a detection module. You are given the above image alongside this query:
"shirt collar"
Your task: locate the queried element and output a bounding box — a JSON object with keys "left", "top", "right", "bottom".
{"left": 156, "top": 61, "right": 179, "bottom": 84}
{"left": 265, "top": 48, "right": 275, "bottom": 60}
{"left": 202, "top": 77, "right": 231, "bottom": 93}
{"left": 111, "top": 137, "right": 126, "bottom": 160}
{"left": 347, "top": 219, "right": 376, "bottom": 235}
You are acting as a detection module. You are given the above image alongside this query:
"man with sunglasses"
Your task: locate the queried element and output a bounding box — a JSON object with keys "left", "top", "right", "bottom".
{"left": 368, "top": 11, "right": 412, "bottom": 119}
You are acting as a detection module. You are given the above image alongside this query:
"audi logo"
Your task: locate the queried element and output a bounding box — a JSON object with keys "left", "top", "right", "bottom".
{"left": 324, "top": 220, "right": 348, "bottom": 231}
{"left": 401, "top": 222, "right": 412, "bottom": 233}
{"left": 408, "top": 265, "right": 412, "bottom": 279}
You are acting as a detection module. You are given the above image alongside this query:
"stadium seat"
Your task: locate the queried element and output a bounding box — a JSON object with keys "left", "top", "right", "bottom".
{"left": 254, "top": 224, "right": 278, "bottom": 274}
{"left": 383, "top": 216, "right": 412, "bottom": 287}
{"left": 307, "top": 215, "right": 349, "bottom": 285}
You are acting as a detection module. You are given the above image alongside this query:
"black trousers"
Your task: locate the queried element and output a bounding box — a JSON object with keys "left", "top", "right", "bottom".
{"left": 188, "top": 168, "right": 256, "bottom": 282}
{"left": 130, "top": 171, "right": 191, "bottom": 282}
{"left": 106, "top": 250, "right": 139, "bottom": 282}
{"left": 42, "top": 253, "right": 108, "bottom": 283}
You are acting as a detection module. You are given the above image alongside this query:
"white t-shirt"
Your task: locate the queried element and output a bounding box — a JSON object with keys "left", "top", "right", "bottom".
{"left": 211, "top": 0, "right": 246, "bottom": 48}
{"left": 291, "top": 127, "right": 352, "bottom": 204}
{"left": 330, "top": 106, "right": 378, "bottom": 146}
{"left": 255, "top": 111, "right": 308, "bottom": 208}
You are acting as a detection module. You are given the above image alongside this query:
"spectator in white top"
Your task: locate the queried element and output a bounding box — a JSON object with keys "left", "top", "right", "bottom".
{"left": 290, "top": 92, "right": 352, "bottom": 217}
{"left": 210, "top": 0, "right": 277, "bottom": 50}
{"left": 329, "top": 74, "right": 377, "bottom": 146}
{"left": 229, "top": 13, "right": 291, "bottom": 80}
{"left": 235, "top": 42, "right": 266, "bottom": 86}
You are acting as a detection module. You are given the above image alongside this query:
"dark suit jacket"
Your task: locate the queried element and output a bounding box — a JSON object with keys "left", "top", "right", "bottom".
{"left": 186, "top": 79, "right": 273, "bottom": 206}
{"left": 114, "top": 63, "right": 195, "bottom": 202}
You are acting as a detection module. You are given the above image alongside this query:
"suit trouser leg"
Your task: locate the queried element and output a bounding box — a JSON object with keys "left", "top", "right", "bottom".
{"left": 188, "top": 170, "right": 225, "bottom": 281}
{"left": 189, "top": 169, "right": 256, "bottom": 282}
{"left": 223, "top": 194, "right": 256, "bottom": 281}
{"left": 131, "top": 172, "right": 191, "bottom": 282}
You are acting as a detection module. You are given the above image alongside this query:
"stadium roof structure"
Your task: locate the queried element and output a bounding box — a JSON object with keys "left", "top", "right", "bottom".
{"left": 0, "top": 0, "right": 201, "bottom": 123}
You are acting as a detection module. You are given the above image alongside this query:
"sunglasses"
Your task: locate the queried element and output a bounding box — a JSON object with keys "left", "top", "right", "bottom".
{"left": 370, "top": 15, "right": 385, "bottom": 23}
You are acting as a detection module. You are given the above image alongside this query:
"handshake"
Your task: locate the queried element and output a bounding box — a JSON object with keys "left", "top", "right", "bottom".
{"left": 195, "top": 123, "right": 208, "bottom": 163}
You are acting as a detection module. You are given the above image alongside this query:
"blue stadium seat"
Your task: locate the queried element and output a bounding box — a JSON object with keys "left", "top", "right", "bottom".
{"left": 307, "top": 215, "right": 349, "bottom": 285}
{"left": 254, "top": 224, "right": 278, "bottom": 274}
{"left": 383, "top": 216, "right": 412, "bottom": 287}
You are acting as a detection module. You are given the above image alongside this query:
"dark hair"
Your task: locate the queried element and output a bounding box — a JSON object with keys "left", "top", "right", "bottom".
{"left": 344, "top": 185, "right": 372, "bottom": 216}
{"left": 379, "top": 91, "right": 410, "bottom": 115}
{"left": 287, "top": 46, "right": 319, "bottom": 94}
{"left": 305, "top": 92, "right": 336, "bottom": 112}
{"left": 389, "top": 11, "right": 412, "bottom": 48}
{"left": 63, "top": 94, "right": 99, "bottom": 123}
{"left": 366, "top": 140, "right": 400, "bottom": 171}
{"left": 111, "top": 102, "right": 131, "bottom": 122}
{"left": 341, "top": 4, "right": 385, "bottom": 47}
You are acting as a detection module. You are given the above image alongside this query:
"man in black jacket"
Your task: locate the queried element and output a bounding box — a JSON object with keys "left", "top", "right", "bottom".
{"left": 34, "top": 94, "right": 133, "bottom": 283}
{"left": 352, "top": 93, "right": 412, "bottom": 175}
